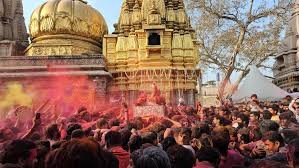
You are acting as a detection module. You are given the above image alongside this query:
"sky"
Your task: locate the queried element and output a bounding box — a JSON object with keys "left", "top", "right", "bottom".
{"left": 23, "top": 0, "right": 123, "bottom": 33}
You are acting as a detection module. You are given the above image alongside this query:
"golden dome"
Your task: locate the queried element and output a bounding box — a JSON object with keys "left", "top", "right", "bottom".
{"left": 26, "top": 0, "right": 108, "bottom": 56}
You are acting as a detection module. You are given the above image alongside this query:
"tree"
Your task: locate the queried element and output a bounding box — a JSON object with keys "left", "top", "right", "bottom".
{"left": 186, "top": 0, "right": 293, "bottom": 103}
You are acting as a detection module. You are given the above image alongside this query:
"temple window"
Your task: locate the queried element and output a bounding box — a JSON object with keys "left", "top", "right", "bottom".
{"left": 148, "top": 32, "right": 160, "bottom": 45}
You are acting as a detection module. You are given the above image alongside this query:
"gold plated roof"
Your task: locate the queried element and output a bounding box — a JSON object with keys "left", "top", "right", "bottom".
{"left": 29, "top": 0, "right": 108, "bottom": 42}
{"left": 26, "top": 0, "right": 108, "bottom": 56}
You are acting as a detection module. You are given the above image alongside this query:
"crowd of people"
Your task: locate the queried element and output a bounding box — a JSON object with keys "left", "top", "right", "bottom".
{"left": 0, "top": 94, "right": 299, "bottom": 168}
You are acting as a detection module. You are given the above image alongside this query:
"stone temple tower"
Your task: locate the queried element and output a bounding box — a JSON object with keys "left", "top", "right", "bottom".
{"left": 273, "top": 0, "right": 299, "bottom": 92}
{"left": 103, "top": 0, "right": 200, "bottom": 106}
{"left": 0, "top": 0, "right": 28, "bottom": 56}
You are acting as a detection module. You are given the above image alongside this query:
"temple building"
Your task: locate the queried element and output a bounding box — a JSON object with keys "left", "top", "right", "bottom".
{"left": 273, "top": 1, "right": 299, "bottom": 92}
{"left": 0, "top": 0, "right": 28, "bottom": 56}
{"left": 104, "top": 0, "right": 200, "bottom": 106}
{"left": 0, "top": 0, "right": 200, "bottom": 109}
{"left": 0, "top": 0, "right": 112, "bottom": 110}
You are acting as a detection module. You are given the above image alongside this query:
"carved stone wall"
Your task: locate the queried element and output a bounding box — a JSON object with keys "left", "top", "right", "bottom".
{"left": 0, "top": 0, "right": 28, "bottom": 56}
{"left": 273, "top": 2, "right": 299, "bottom": 92}
{"left": 104, "top": 0, "right": 200, "bottom": 106}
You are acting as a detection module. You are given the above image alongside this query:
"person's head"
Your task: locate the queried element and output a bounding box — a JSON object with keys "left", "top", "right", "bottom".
{"left": 66, "top": 123, "right": 82, "bottom": 138}
{"left": 166, "top": 145, "right": 195, "bottom": 168}
{"left": 45, "top": 138, "right": 106, "bottom": 168}
{"left": 279, "top": 111, "right": 294, "bottom": 128}
{"left": 131, "top": 149, "right": 143, "bottom": 168}
{"left": 213, "top": 115, "right": 225, "bottom": 127}
{"left": 218, "top": 107, "right": 228, "bottom": 117}
{"left": 287, "top": 138, "right": 299, "bottom": 168}
{"left": 196, "top": 147, "right": 220, "bottom": 167}
{"left": 211, "top": 132, "right": 230, "bottom": 156}
{"left": 142, "top": 132, "right": 158, "bottom": 145}
{"left": 0, "top": 128, "right": 14, "bottom": 142}
{"left": 237, "top": 113, "right": 249, "bottom": 128}
{"left": 178, "top": 128, "right": 192, "bottom": 145}
{"left": 251, "top": 94, "right": 258, "bottom": 101}
{"left": 293, "top": 100, "right": 299, "bottom": 115}
{"left": 0, "top": 140, "right": 37, "bottom": 168}
{"left": 45, "top": 124, "right": 60, "bottom": 141}
{"left": 262, "top": 110, "right": 272, "bottom": 120}
{"left": 249, "top": 128, "right": 262, "bottom": 142}
{"left": 81, "top": 111, "right": 92, "bottom": 122}
{"left": 237, "top": 130, "right": 250, "bottom": 144}
{"left": 280, "top": 129, "right": 298, "bottom": 145}
{"left": 104, "top": 131, "right": 122, "bottom": 149}
{"left": 51, "top": 140, "right": 66, "bottom": 150}
{"left": 161, "top": 136, "right": 177, "bottom": 151}
{"left": 199, "top": 112, "right": 207, "bottom": 121}
{"left": 249, "top": 160, "right": 290, "bottom": 168}
{"left": 262, "top": 131, "right": 284, "bottom": 154}
{"left": 35, "top": 140, "right": 50, "bottom": 167}
{"left": 128, "top": 135, "right": 142, "bottom": 153}
{"left": 260, "top": 119, "right": 280, "bottom": 135}
{"left": 77, "top": 106, "right": 88, "bottom": 114}
{"left": 249, "top": 111, "right": 260, "bottom": 122}
{"left": 120, "top": 129, "right": 132, "bottom": 151}
{"left": 96, "top": 118, "right": 108, "bottom": 129}
{"left": 136, "top": 146, "right": 171, "bottom": 168}
{"left": 269, "top": 104, "right": 280, "bottom": 116}
{"left": 71, "top": 129, "right": 85, "bottom": 139}
{"left": 109, "top": 119, "right": 120, "bottom": 128}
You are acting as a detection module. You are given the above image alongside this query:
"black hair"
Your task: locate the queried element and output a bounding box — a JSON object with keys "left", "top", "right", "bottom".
{"left": 128, "top": 135, "right": 143, "bottom": 153}
{"left": 45, "top": 138, "right": 107, "bottom": 168}
{"left": 212, "top": 133, "right": 230, "bottom": 156}
{"left": 262, "top": 131, "right": 284, "bottom": 147}
{"left": 105, "top": 131, "right": 122, "bottom": 148}
{"left": 0, "top": 140, "right": 36, "bottom": 164}
{"left": 250, "top": 111, "right": 260, "bottom": 119}
{"left": 280, "top": 129, "right": 298, "bottom": 144}
{"left": 120, "top": 129, "right": 132, "bottom": 151}
{"left": 109, "top": 119, "right": 120, "bottom": 127}
{"left": 196, "top": 147, "right": 220, "bottom": 167}
{"left": 288, "top": 138, "right": 299, "bottom": 166}
{"left": 214, "top": 115, "right": 225, "bottom": 126}
{"left": 66, "top": 124, "right": 82, "bottom": 137}
{"left": 279, "top": 111, "right": 294, "bottom": 120}
{"left": 71, "top": 129, "right": 85, "bottom": 139}
{"left": 136, "top": 147, "right": 171, "bottom": 168}
{"left": 263, "top": 110, "right": 272, "bottom": 120}
{"left": 46, "top": 124, "right": 60, "bottom": 140}
{"left": 142, "top": 132, "right": 157, "bottom": 145}
{"left": 166, "top": 145, "right": 195, "bottom": 168}
{"left": 251, "top": 94, "right": 258, "bottom": 99}
{"left": 270, "top": 104, "right": 280, "bottom": 114}
{"left": 237, "top": 113, "right": 249, "bottom": 126}
{"left": 161, "top": 136, "right": 177, "bottom": 151}
{"left": 96, "top": 118, "right": 108, "bottom": 129}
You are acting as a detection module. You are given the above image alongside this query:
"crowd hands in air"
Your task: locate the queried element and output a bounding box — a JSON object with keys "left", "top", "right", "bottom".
{"left": 0, "top": 94, "right": 299, "bottom": 168}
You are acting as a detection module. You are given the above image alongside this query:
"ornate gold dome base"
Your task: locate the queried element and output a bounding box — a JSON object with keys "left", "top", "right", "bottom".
{"left": 25, "top": 34, "right": 102, "bottom": 56}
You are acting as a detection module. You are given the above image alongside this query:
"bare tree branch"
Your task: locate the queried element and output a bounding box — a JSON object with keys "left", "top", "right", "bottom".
{"left": 186, "top": 0, "right": 292, "bottom": 103}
